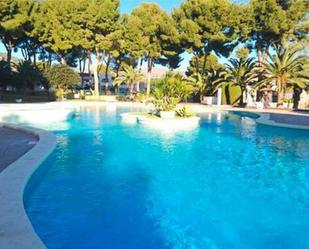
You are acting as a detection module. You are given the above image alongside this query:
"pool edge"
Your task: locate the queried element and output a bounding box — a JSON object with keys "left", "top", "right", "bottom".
{"left": 0, "top": 123, "right": 56, "bottom": 249}
{"left": 255, "top": 114, "right": 309, "bottom": 130}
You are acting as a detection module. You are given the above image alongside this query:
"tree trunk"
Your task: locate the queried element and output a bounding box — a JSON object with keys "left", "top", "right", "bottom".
{"left": 136, "top": 81, "right": 140, "bottom": 93}
{"left": 48, "top": 53, "right": 52, "bottom": 66}
{"left": 60, "top": 88, "right": 65, "bottom": 101}
{"left": 193, "top": 52, "right": 200, "bottom": 74}
{"left": 79, "top": 59, "right": 82, "bottom": 73}
{"left": 240, "top": 88, "right": 244, "bottom": 106}
{"left": 105, "top": 54, "right": 111, "bottom": 94}
{"left": 6, "top": 47, "right": 12, "bottom": 65}
{"left": 146, "top": 57, "right": 152, "bottom": 96}
{"left": 257, "top": 44, "right": 270, "bottom": 64}
{"left": 21, "top": 47, "right": 27, "bottom": 61}
{"left": 202, "top": 51, "right": 210, "bottom": 76}
{"left": 130, "top": 84, "right": 134, "bottom": 99}
{"left": 82, "top": 58, "right": 86, "bottom": 73}
{"left": 139, "top": 57, "right": 143, "bottom": 71}
{"left": 277, "top": 89, "right": 284, "bottom": 107}
{"left": 89, "top": 50, "right": 100, "bottom": 97}
{"left": 3, "top": 37, "right": 13, "bottom": 65}
{"left": 257, "top": 45, "right": 262, "bottom": 64}
{"left": 262, "top": 46, "right": 270, "bottom": 63}
{"left": 61, "top": 57, "right": 67, "bottom": 65}
{"left": 276, "top": 79, "right": 287, "bottom": 107}
{"left": 33, "top": 51, "right": 36, "bottom": 65}
{"left": 93, "top": 61, "right": 99, "bottom": 97}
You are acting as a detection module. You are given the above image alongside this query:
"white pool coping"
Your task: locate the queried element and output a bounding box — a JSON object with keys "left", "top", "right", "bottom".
{"left": 120, "top": 112, "right": 201, "bottom": 131}
{"left": 0, "top": 123, "right": 56, "bottom": 249}
{"left": 256, "top": 114, "right": 309, "bottom": 130}
{"left": 183, "top": 104, "right": 309, "bottom": 130}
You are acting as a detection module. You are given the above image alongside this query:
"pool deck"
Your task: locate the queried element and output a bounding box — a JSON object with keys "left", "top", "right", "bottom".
{"left": 0, "top": 126, "right": 38, "bottom": 172}
{"left": 0, "top": 124, "right": 56, "bottom": 249}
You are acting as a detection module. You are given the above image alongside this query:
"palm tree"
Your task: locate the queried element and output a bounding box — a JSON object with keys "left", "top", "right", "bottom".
{"left": 221, "top": 58, "right": 257, "bottom": 106}
{"left": 255, "top": 45, "right": 309, "bottom": 106}
{"left": 113, "top": 65, "right": 144, "bottom": 98}
{"left": 187, "top": 68, "right": 227, "bottom": 102}
{"left": 187, "top": 72, "right": 205, "bottom": 102}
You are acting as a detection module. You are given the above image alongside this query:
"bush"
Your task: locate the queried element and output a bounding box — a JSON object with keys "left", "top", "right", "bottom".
{"left": 44, "top": 64, "right": 80, "bottom": 90}
{"left": 221, "top": 83, "right": 241, "bottom": 105}
{"left": 134, "top": 93, "right": 148, "bottom": 102}
{"left": 151, "top": 71, "right": 193, "bottom": 112}
{"left": 14, "top": 61, "right": 48, "bottom": 91}
{"left": 0, "top": 90, "right": 56, "bottom": 103}
{"left": 151, "top": 97, "right": 179, "bottom": 112}
{"left": 116, "top": 95, "right": 131, "bottom": 102}
{"left": 0, "top": 61, "right": 12, "bottom": 89}
{"left": 152, "top": 71, "right": 193, "bottom": 101}
{"left": 1, "top": 60, "right": 48, "bottom": 92}
{"left": 175, "top": 106, "right": 195, "bottom": 117}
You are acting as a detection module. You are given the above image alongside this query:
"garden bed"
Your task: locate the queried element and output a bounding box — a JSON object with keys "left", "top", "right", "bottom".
{"left": 121, "top": 112, "right": 200, "bottom": 131}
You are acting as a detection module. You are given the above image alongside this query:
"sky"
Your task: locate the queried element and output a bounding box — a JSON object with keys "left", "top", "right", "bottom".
{"left": 120, "top": 0, "right": 181, "bottom": 13}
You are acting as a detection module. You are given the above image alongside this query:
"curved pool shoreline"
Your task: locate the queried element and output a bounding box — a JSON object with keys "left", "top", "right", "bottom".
{"left": 0, "top": 123, "right": 55, "bottom": 249}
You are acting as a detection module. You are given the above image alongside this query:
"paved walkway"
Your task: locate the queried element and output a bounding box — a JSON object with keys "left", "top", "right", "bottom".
{"left": 0, "top": 127, "right": 38, "bottom": 172}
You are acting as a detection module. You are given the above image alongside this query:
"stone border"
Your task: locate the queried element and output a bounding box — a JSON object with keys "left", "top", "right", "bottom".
{"left": 256, "top": 113, "right": 309, "bottom": 130}
{"left": 120, "top": 112, "right": 201, "bottom": 131}
{"left": 185, "top": 105, "right": 309, "bottom": 130}
{"left": 0, "top": 123, "right": 56, "bottom": 249}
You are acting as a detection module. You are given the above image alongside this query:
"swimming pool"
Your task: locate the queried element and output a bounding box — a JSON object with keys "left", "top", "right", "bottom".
{"left": 25, "top": 106, "right": 309, "bottom": 249}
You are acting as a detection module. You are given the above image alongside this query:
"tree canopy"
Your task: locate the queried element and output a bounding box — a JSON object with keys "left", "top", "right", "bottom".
{"left": 0, "top": 0, "right": 308, "bottom": 105}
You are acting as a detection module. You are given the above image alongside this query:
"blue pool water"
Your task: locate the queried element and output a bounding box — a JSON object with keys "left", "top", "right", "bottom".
{"left": 25, "top": 107, "right": 309, "bottom": 249}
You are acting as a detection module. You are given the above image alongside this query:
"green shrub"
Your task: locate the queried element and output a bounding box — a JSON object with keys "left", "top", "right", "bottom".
{"left": 221, "top": 83, "right": 241, "bottom": 105}
{"left": 116, "top": 95, "right": 131, "bottom": 102}
{"left": 152, "top": 71, "right": 193, "bottom": 101}
{"left": 65, "top": 92, "right": 75, "bottom": 99}
{"left": 152, "top": 97, "right": 179, "bottom": 112}
{"left": 0, "top": 91, "right": 56, "bottom": 102}
{"left": 175, "top": 106, "right": 195, "bottom": 117}
{"left": 55, "top": 89, "right": 63, "bottom": 99}
{"left": 134, "top": 93, "right": 148, "bottom": 102}
{"left": 151, "top": 71, "right": 193, "bottom": 112}
{"left": 44, "top": 64, "right": 80, "bottom": 90}
{"left": 0, "top": 61, "right": 12, "bottom": 89}
{"left": 14, "top": 61, "right": 48, "bottom": 91}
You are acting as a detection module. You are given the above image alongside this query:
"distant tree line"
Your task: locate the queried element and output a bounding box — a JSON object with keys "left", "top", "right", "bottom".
{"left": 0, "top": 0, "right": 308, "bottom": 105}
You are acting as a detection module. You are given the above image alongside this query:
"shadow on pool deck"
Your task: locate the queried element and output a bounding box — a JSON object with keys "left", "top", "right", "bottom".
{"left": 0, "top": 127, "right": 38, "bottom": 172}
{"left": 268, "top": 113, "right": 309, "bottom": 126}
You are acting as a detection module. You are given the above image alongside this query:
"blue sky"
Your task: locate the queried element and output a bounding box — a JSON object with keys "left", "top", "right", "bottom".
{"left": 120, "top": 0, "right": 181, "bottom": 13}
